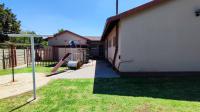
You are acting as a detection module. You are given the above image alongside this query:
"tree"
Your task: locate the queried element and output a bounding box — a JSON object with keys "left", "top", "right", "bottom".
{"left": 20, "top": 31, "right": 48, "bottom": 47}
{"left": 0, "top": 33, "right": 9, "bottom": 42}
{"left": 58, "top": 28, "right": 65, "bottom": 33}
{"left": 0, "top": 3, "right": 21, "bottom": 42}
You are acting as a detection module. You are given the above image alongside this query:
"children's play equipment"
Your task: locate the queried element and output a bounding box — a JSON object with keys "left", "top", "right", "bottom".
{"left": 51, "top": 40, "right": 85, "bottom": 74}
{"left": 67, "top": 40, "right": 82, "bottom": 69}
{"left": 51, "top": 53, "right": 71, "bottom": 74}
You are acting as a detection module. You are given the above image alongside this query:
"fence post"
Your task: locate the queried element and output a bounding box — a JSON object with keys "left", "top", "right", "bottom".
{"left": 14, "top": 47, "right": 17, "bottom": 67}
{"left": 26, "top": 48, "right": 29, "bottom": 67}
{"left": 24, "top": 49, "right": 26, "bottom": 64}
{"left": 2, "top": 49, "right": 5, "bottom": 69}
{"left": 11, "top": 46, "right": 15, "bottom": 82}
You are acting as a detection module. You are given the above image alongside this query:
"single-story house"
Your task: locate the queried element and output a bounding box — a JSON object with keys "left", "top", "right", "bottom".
{"left": 46, "top": 30, "right": 103, "bottom": 60}
{"left": 101, "top": 0, "right": 200, "bottom": 74}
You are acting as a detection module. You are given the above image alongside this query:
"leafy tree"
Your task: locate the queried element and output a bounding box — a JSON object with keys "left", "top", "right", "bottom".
{"left": 58, "top": 28, "right": 65, "bottom": 33}
{"left": 0, "top": 33, "right": 9, "bottom": 42}
{"left": 21, "top": 31, "right": 48, "bottom": 47}
{"left": 0, "top": 3, "right": 21, "bottom": 42}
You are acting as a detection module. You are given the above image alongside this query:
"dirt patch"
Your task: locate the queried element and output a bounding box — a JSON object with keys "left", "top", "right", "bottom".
{"left": 0, "top": 73, "right": 50, "bottom": 99}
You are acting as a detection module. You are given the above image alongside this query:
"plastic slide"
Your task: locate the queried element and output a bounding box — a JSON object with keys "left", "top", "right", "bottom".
{"left": 51, "top": 53, "right": 71, "bottom": 74}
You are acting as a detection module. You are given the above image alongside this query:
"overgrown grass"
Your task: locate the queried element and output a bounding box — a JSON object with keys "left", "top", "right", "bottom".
{"left": 1, "top": 78, "right": 200, "bottom": 112}
{"left": 0, "top": 66, "right": 67, "bottom": 76}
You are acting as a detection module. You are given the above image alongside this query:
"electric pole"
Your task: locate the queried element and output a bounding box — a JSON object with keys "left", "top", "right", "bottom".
{"left": 116, "top": 0, "right": 119, "bottom": 15}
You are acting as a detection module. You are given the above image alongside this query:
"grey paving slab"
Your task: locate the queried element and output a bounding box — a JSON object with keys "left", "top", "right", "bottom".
{"left": 50, "top": 60, "right": 119, "bottom": 79}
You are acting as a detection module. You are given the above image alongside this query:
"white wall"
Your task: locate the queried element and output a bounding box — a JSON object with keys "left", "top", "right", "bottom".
{"left": 48, "top": 32, "right": 87, "bottom": 46}
{"left": 106, "top": 28, "right": 116, "bottom": 63}
{"left": 119, "top": 0, "right": 200, "bottom": 72}
{"left": 104, "top": 26, "right": 121, "bottom": 68}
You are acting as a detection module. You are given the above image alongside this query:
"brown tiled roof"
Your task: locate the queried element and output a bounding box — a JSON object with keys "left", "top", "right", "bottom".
{"left": 101, "top": 0, "right": 171, "bottom": 41}
{"left": 44, "top": 36, "right": 53, "bottom": 41}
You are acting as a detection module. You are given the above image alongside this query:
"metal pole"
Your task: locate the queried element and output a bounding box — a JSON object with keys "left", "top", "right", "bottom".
{"left": 31, "top": 36, "right": 36, "bottom": 99}
{"left": 116, "top": 0, "right": 119, "bottom": 15}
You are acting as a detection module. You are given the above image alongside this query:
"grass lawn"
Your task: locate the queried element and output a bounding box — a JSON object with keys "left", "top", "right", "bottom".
{"left": 0, "top": 66, "right": 67, "bottom": 76}
{"left": 1, "top": 77, "right": 200, "bottom": 112}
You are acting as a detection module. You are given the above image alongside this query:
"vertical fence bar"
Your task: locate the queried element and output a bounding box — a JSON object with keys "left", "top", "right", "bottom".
{"left": 40, "top": 49, "right": 43, "bottom": 66}
{"left": 43, "top": 48, "right": 45, "bottom": 66}
{"left": 35, "top": 49, "right": 37, "bottom": 66}
{"left": 24, "top": 49, "right": 26, "bottom": 64}
{"left": 14, "top": 47, "right": 17, "bottom": 67}
{"left": 48, "top": 48, "right": 51, "bottom": 66}
{"left": 11, "top": 46, "right": 15, "bottom": 82}
{"left": 2, "top": 49, "right": 5, "bottom": 69}
{"left": 26, "top": 48, "right": 29, "bottom": 67}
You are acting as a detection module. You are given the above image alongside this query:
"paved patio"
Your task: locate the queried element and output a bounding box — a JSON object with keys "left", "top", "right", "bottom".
{"left": 50, "top": 60, "right": 119, "bottom": 79}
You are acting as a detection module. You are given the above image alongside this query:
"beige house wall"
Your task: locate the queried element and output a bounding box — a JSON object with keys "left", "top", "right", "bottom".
{"left": 104, "top": 40, "right": 108, "bottom": 59}
{"left": 118, "top": 0, "right": 200, "bottom": 72}
{"left": 48, "top": 33, "right": 87, "bottom": 46}
{"left": 105, "top": 27, "right": 116, "bottom": 63}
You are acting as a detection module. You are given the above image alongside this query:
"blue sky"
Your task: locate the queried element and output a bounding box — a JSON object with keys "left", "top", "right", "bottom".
{"left": 1, "top": 0, "right": 150, "bottom": 36}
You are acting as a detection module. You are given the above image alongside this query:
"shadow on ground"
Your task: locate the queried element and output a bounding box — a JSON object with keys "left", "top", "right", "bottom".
{"left": 93, "top": 60, "right": 200, "bottom": 102}
{"left": 9, "top": 98, "right": 34, "bottom": 112}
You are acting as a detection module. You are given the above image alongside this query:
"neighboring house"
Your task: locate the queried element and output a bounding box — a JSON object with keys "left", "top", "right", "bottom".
{"left": 101, "top": 0, "right": 200, "bottom": 73}
{"left": 48, "top": 30, "right": 89, "bottom": 48}
{"left": 47, "top": 30, "right": 103, "bottom": 60}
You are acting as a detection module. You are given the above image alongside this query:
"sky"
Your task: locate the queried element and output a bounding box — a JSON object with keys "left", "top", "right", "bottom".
{"left": 1, "top": 0, "right": 150, "bottom": 36}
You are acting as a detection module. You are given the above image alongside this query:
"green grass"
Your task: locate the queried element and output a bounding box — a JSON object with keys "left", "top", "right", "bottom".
{"left": 0, "top": 66, "right": 67, "bottom": 76}
{"left": 1, "top": 77, "right": 200, "bottom": 112}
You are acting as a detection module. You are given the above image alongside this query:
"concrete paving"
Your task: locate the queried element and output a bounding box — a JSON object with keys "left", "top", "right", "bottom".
{"left": 0, "top": 73, "right": 50, "bottom": 99}
{"left": 0, "top": 60, "right": 119, "bottom": 99}
{"left": 14, "top": 64, "right": 27, "bottom": 69}
{"left": 50, "top": 60, "right": 119, "bottom": 79}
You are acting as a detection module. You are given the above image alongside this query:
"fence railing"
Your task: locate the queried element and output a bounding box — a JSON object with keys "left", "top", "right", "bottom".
{"left": 0, "top": 48, "right": 27, "bottom": 69}
{"left": 0, "top": 47, "right": 89, "bottom": 69}
{"left": 33, "top": 47, "right": 57, "bottom": 67}
{"left": 58, "top": 48, "right": 87, "bottom": 63}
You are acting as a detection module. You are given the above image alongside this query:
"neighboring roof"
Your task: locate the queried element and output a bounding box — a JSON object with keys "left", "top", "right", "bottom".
{"left": 48, "top": 30, "right": 90, "bottom": 41}
{"left": 84, "top": 36, "right": 101, "bottom": 41}
{"left": 44, "top": 36, "right": 53, "bottom": 41}
{"left": 101, "top": 0, "right": 170, "bottom": 41}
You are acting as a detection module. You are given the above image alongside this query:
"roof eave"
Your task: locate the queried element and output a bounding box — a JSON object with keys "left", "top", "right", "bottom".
{"left": 101, "top": 18, "right": 120, "bottom": 41}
